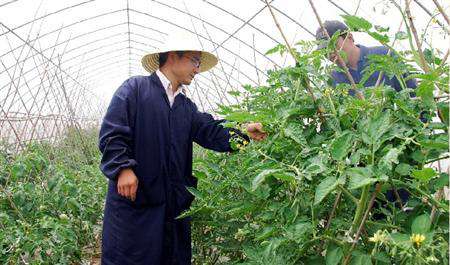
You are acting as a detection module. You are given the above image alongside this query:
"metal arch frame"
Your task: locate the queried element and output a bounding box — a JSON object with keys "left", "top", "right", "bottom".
{"left": 149, "top": 0, "right": 280, "bottom": 68}
{"left": 0, "top": 9, "right": 128, "bottom": 59}
{"left": 4, "top": 47, "right": 138, "bottom": 104}
{"left": 1, "top": 16, "right": 267, "bottom": 98}
{"left": 129, "top": 8, "right": 267, "bottom": 80}
{"left": 0, "top": 0, "right": 288, "bottom": 88}
{"left": 0, "top": 0, "right": 97, "bottom": 38}
{"left": 0, "top": 25, "right": 164, "bottom": 77}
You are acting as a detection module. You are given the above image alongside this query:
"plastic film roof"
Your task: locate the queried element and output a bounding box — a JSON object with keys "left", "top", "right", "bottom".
{"left": 0, "top": 0, "right": 448, "bottom": 148}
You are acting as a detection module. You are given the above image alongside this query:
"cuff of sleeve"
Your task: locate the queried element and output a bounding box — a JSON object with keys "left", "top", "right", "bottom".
{"left": 101, "top": 159, "right": 138, "bottom": 181}
{"left": 228, "top": 128, "right": 250, "bottom": 152}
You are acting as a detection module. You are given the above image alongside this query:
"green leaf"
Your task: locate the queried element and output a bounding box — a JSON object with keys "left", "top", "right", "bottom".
{"left": 419, "top": 134, "right": 448, "bottom": 150}
{"left": 437, "top": 101, "right": 449, "bottom": 126}
{"left": 273, "top": 172, "right": 296, "bottom": 183}
{"left": 390, "top": 232, "right": 412, "bottom": 248}
{"left": 395, "top": 31, "right": 408, "bottom": 40}
{"left": 314, "top": 176, "right": 344, "bottom": 205}
{"left": 330, "top": 131, "right": 354, "bottom": 160}
{"left": 368, "top": 31, "right": 389, "bottom": 43}
{"left": 361, "top": 111, "right": 391, "bottom": 150}
{"left": 374, "top": 25, "right": 389, "bottom": 32}
{"left": 417, "top": 80, "right": 434, "bottom": 103}
{"left": 284, "top": 221, "right": 312, "bottom": 243}
{"left": 284, "top": 122, "right": 307, "bottom": 146}
{"left": 304, "top": 155, "right": 328, "bottom": 180}
{"left": 326, "top": 245, "right": 343, "bottom": 265}
{"left": 378, "top": 148, "right": 401, "bottom": 172}
{"left": 434, "top": 173, "right": 449, "bottom": 189}
{"left": 227, "top": 90, "right": 241, "bottom": 97}
{"left": 395, "top": 163, "right": 411, "bottom": 176}
{"left": 341, "top": 15, "right": 372, "bottom": 31}
{"left": 350, "top": 252, "right": 372, "bottom": 265}
{"left": 412, "top": 168, "right": 437, "bottom": 182}
{"left": 411, "top": 214, "right": 431, "bottom": 234}
{"left": 225, "top": 111, "right": 256, "bottom": 123}
{"left": 255, "top": 226, "right": 276, "bottom": 241}
{"left": 346, "top": 167, "right": 377, "bottom": 190}
{"left": 252, "top": 169, "right": 281, "bottom": 191}
{"left": 186, "top": 186, "right": 204, "bottom": 200}
{"left": 265, "top": 44, "right": 286, "bottom": 55}
{"left": 372, "top": 252, "right": 390, "bottom": 264}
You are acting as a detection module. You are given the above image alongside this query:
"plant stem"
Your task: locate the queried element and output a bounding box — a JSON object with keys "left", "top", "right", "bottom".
{"left": 366, "top": 220, "right": 401, "bottom": 230}
{"left": 425, "top": 155, "right": 450, "bottom": 164}
{"left": 350, "top": 185, "right": 370, "bottom": 234}
{"left": 338, "top": 184, "right": 359, "bottom": 205}
{"left": 344, "top": 183, "right": 382, "bottom": 265}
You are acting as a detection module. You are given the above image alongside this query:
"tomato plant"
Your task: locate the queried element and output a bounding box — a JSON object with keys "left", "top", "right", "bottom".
{"left": 189, "top": 15, "right": 449, "bottom": 265}
{"left": 0, "top": 129, "right": 106, "bottom": 264}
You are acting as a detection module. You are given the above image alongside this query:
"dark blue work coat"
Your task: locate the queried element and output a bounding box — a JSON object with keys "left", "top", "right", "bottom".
{"left": 331, "top": 45, "right": 417, "bottom": 95}
{"left": 98, "top": 73, "right": 236, "bottom": 264}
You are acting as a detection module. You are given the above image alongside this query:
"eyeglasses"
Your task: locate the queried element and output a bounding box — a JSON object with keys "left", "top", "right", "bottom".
{"left": 185, "top": 55, "right": 201, "bottom": 68}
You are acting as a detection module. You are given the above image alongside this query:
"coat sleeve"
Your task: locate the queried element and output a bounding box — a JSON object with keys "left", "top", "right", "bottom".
{"left": 98, "top": 78, "right": 138, "bottom": 180}
{"left": 190, "top": 101, "right": 249, "bottom": 152}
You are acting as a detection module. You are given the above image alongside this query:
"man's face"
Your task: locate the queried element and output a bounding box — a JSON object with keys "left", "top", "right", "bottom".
{"left": 171, "top": 51, "right": 201, "bottom": 86}
{"left": 328, "top": 35, "right": 351, "bottom": 63}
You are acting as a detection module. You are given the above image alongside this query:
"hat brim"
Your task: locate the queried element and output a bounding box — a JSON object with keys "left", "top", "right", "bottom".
{"left": 141, "top": 50, "right": 218, "bottom": 73}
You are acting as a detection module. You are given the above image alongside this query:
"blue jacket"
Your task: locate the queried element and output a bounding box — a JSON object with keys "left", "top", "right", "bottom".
{"left": 331, "top": 45, "right": 417, "bottom": 94}
{"left": 99, "top": 73, "right": 236, "bottom": 264}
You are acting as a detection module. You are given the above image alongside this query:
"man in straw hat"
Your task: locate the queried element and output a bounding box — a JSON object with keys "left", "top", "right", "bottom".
{"left": 98, "top": 33, "right": 267, "bottom": 264}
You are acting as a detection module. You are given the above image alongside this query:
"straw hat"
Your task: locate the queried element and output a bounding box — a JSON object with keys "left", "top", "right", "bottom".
{"left": 141, "top": 32, "right": 218, "bottom": 73}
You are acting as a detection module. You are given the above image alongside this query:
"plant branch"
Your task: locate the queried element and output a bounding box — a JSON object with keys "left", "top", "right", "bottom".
{"left": 426, "top": 155, "right": 450, "bottom": 164}
{"left": 325, "top": 191, "right": 341, "bottom": 230}
{"left": 338, "top": 184, "right": 359, "bottom": 204}
{"left": 392, "top": 179, "right": 448, "bottom": 211}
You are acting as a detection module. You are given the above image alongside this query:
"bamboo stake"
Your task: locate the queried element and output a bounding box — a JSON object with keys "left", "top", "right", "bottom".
{"left": 308, "top": 0, "right": 364, "bottom": 100}
{"left": 263, "top": 0, "right": 326, "bottom": 119}
{"left": 431, "top": 0, "right": 450, "bottom": 25}
{"left": 405, "top": 0, "right": 431, "bottom": 73}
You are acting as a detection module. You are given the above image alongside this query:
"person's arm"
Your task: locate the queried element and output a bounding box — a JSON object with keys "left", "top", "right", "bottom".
{"left": 190, "top": 102, "right": 265, "bottom": 152}
{"left": 99, "top": 78, "right": 139, "bottom": 200}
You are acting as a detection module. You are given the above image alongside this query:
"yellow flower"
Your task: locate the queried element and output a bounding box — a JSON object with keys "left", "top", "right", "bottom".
{"left": 369, "top": 230, "right": 388, "bottom": 244}
{"left": 243, "top": 140, "right": 249, "bottom": 146}
{"left": 410, "top": 233, "right": 426, "bottom": 247}
{"left": 236, "top": 144, "right": 242, "bottom": 149}
{"left": 229, "top": 131, "right": 235, "bottom": 135}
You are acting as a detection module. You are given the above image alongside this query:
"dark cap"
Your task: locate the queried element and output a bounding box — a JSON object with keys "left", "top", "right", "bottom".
{"left": 315, "top": 20, "right": 349, "bottom": 49}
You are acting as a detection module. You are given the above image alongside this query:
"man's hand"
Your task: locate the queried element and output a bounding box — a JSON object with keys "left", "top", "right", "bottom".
{"left": 246, "top": 122, "right": 267, "bottom": 141}
{"left": 117, "top": 168, "right": 138, "bottom": 201}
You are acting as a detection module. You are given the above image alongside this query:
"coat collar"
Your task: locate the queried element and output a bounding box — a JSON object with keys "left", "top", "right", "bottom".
{"left": 149, "top": 72, "right": 185, "bottom": 110}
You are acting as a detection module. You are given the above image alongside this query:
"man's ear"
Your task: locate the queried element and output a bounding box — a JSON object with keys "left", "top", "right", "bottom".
{"left": 348, "top": 33, "right": 354, "bottom": 43}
